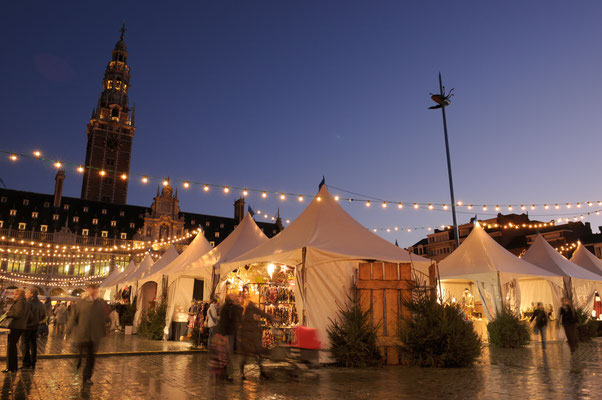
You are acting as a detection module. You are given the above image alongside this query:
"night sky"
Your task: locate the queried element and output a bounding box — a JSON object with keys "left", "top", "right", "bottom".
{"left": 2, "top": 1, "right": 602, "bottom": 247}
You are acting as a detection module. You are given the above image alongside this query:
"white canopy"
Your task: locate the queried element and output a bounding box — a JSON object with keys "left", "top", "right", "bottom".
{"left": 222, "top": 186, "right": 432, "bottom": 349}
{"left": 570, "top": 244, "right": 602, "bottom": 277}
{"left": 154, "top": 231, "right": 213, "bottom": 282}
{"left": 438, "top": 223, "right": 563, "bottom": 321}
{"left": 99, "top": 261, "right": 130, "bottom": 289}
{"left": 116, "top": 254, "right": 154, "bottom": 287}
{"left": 523, "top": 234, "right": 602, "bottom": 312}
{"left": 137, "top": 245, "right": 180, "bottom": 285}
{"left": 523, "top": 235, "right": 602, "bottom": 281}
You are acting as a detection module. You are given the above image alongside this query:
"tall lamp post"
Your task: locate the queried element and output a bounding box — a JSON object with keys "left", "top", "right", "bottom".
{"left": 429, "top": 73, "right": 460, "bottom": 248}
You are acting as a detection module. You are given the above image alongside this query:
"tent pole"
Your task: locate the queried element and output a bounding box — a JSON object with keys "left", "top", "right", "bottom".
{"left": 301, "top": 246, "right": 307, "bottom": 326}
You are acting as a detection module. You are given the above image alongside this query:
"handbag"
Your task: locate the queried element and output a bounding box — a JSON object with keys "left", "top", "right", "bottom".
{"left": 0, "top": 315, "right": 14, "bottom": 329}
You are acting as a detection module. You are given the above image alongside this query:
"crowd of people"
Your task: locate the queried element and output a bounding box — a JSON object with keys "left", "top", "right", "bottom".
{"left": 0, "top": 285, "right": 108, "bottom": 384}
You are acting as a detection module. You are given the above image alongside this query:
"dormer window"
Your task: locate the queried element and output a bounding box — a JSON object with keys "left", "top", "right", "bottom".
{"left": 32, "top": 212, "right": 38, "bottom": 218}
{"left": 9, "top": 210, "right": 16, "bottom": 216}
{"left": 102, "top": 209, "right": 107, "bottom": 215}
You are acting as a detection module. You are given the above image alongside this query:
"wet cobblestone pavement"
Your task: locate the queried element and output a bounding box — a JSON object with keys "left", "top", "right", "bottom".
{"left": 1, "top": 339, "right": 601, "bottom": 399}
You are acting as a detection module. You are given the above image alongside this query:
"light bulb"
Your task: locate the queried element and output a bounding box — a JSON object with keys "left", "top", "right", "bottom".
{"left": 366, "top": 201, "right": 371, "bottom": 207}
{"left": 224, "top": 187, "right": 230, "bottom": 193}
{"left": 54, "top": 161, "right": 62, "bottom": 169}
{"left": 262, "top": 192, "right": 267, "bottom": 198}
{"left": 33, "top": 150, "right": 41, "bottom": 158}
{"left": 142, "top": 176, "right": 148, "bottom": 183}
{"left": 183, "top": 182, "right": 190, "bottom": 188}
{"left": 204, "top": 185, "right": 209, "bottom": 191}
{"left": 382, "top": 202, "right": 387, "bottom": 208}
{"left": 280, "top": 194, "right": 286, "bottom": 200}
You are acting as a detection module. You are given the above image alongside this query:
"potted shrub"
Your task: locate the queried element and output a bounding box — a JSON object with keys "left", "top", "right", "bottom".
{"left": 487, "top": 307, "right": 530, "bottom": 348}
{"left": 121, "top": 302, "right": 136, "bottom": 335}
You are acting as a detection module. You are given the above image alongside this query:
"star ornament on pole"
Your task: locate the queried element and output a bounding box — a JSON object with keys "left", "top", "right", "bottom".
{"left": 428, "top": 87, "right": 454, "bottom": 109}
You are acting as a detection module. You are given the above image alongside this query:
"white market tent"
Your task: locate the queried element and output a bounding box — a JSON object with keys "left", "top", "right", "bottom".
{"left": 438, "top": 223, "right": 563, "bottom": 321}
{"left": 221, "top": 186, "right": 433, "bottom": 348}
{"left": 164, "top": 213, "right": 268, "bottom": 330}
{"left": 570, "top": 244, "right": 602, "bottom": 276}
{"left": 117, "top": 254, "right": 154, "bottom": 288}
{"left": 99, "top": 260, "right": 134, "bottom": 301}
{"left": 137, "top": 245, "right": 180, "bottom": 285}
{"left": 523, "top": 234, "right": 602, "bottom": 312}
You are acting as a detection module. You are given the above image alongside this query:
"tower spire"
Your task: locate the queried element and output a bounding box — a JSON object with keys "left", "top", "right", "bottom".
{"left": 120, "top": 21, "right": 126, "bottom": 40}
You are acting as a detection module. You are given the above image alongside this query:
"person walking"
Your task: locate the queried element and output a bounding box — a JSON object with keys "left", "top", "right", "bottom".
{"left": 206, "top": 297, "right": 219, "bottom": 344}
{"left": 239, "top": 297, "right": 277, "bottom": 380}
{"left": 211, "top": 295, "right": 240, "bottom": 381}
{"left": 559, "top": 297, "right": 579, "bottom": 353}
{"left": 530, "top": 302, "right": 549, "bottom": 349}
{"left": 66, "top": 284, "right": 107, "bottom": 384}
{"left": 2, "top": 289, "right": 31, "bottom": 373}
{"left": 54, "top": 302, "right": 68, "bottom": 337}
{"left": 21, "top": 288, "right": 46, "bottom": 369}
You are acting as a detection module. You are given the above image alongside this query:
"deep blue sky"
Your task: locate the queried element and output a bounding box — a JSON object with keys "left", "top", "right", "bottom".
{"left": 2, "top": 1, "right": 602, "bottom": 247}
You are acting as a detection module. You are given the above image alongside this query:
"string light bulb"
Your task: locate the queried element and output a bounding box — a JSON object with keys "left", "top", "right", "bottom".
{"left": 398, "top": 203, "right": 403, "bottom": 209}
{"left": 428, "top": 204, "right": 433, "bottom": 210}
{"left": 120, "top": 173, "right": 127, "bottom": 180}
{"left": 457, "top": 201, "right": 463, "bottom": 206}
{"left": 223, "top": 187, "right": 230, "bottom": 193}
{"left": 413, "top": 203, "right": 419, "bottom": 209}
{"left": 280, "top": 193, "right": 286, "bottom": 200}
{"left": 54, "top": 161, "right": 62, "bottom": 169}
{"left": 142, "top": 176, "right": 148, "bottom": 183}
{"left": 298, "top": 195, "right": 304, "bottom": 202}
{"left": 9, "top": 154, "right": 17, "bottom": 161}
{"left": 183, "top": 181, "right": 189, "bottom": 189}
{"left": 33, "top": 150, "right": 41, "bottom": 158}
{"left": 366, "top": 201, "right": 371, "bottom": 207}
{"left": 99, "top": 170, "right": 106, "bottom": 176}
{"left": 162, "top": 179, "right": 169, "bottom": 186}
{"left": 334, "top": 195, "right": 339, "bottom": 201}
{"left": 204, "top": 185, "right": 210, "bottom": 192}
{"left": 77, "top": 166, "right": 85, "bottom": 173}
{"left": 242, "top": 189, "right": 248, "bottom": 196}
{"left": 443, "top": 204, "right": 448, "bottom": 210}
{"left": 262, "top": 192, "right": 267, "bottom": 198}
{"left": 382, "top": 202, "right": 387, "bottom": 208}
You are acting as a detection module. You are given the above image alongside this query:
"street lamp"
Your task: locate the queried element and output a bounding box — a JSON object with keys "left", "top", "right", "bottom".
{"left": 430, "top": 73, "right": 460, "bottom": 248}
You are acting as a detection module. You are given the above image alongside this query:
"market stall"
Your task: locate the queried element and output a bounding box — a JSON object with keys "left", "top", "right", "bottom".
{"left": 523, "top": 234, "right": 602, "bottom": 313}
{"left": 221, "top": 186, "right": 433, "bottom": 357}
{"left": 438, "top": 223, "right": 564, "bottom": 341}
{"left": 100, "top": 259, "right": 137, "bottom": 301}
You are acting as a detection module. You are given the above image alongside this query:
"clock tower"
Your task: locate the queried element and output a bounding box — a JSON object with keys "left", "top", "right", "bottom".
{"left": 81, "top": 23, "right": 136, "bottom": 204}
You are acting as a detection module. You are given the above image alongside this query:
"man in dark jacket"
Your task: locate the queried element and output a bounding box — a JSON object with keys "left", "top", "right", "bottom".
{"left": 21, "top": 288, "right": 46, "bottom": 369}
{"left": 239, "top": 299, "right": 276, "bottom": 380}
{"left": 215, "top": 295, "right": 242, "bottom": 380}
{"left": 2, "top": 289, "right": 31, "bottom": 373}
{"left": 559, "top": 297, "right": 579, "bottom": 353}
{"left": 67, "top": 284, "right": 107, "bottom": 384}
{"left": 529, "top": 302, "right": 549, "bottom": 349}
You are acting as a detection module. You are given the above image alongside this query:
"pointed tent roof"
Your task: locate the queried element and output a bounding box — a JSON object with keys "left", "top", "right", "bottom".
{"left": 137, "top": 245, "right": 180, "bottom": 282}
{"left": 222, "top": 186, "right": 432, "bottom": 272}
{"left": 173, "top": 212, "right": 269, "bottom": 278}
{"left": 117, "top": 254, "right": 154, "bottom": 286}
{"left": 101, "top": 259, "right": 136, "bottom": 288}
{"left": 157, "top": 230, "right": 213, "bottom": 280}
{"left": 438, "top": 223, "right": 559, "bottom": 279}
{"left": 523, "top": 234, "right": 602, "bottom": 280}
{"left": 570, "top": 243, "right": 602, "bottom": 277}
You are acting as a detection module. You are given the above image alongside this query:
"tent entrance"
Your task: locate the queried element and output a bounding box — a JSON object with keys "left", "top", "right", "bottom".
{"left": 192, "top": 279, "right": 204, "bottom": 301}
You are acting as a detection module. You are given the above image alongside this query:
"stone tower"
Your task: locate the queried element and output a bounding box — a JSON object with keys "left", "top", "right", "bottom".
{"left": 81, "top": 23, "right": 135, "bottom": 204}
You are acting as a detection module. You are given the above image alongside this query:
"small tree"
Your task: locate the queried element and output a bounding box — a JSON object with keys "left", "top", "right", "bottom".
{"left": 487, "top": 307, "right": 530, "bottom": 348}
{"left": 575, "top": 306, "right": 598, "bottom": 342}
{"left": 121, "top": 300, "right": 137, "bottom": 327}
{"left": 400, "top": 295, "right": 482, "bottom": 367}
{"left": 327, "top": 288, "right": 381, "bottom": 368}
{"left": 138, "top": 301, "right": 167, "bottom": 341}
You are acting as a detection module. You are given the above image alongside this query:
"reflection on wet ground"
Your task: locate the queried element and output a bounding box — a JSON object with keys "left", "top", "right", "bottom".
{"left": 0, "top": 339, "right": 600, "bottom": 399}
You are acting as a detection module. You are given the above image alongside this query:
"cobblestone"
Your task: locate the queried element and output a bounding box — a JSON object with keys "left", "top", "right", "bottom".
{"left": 0, "top": 340, "right": 600, "bottom": 399}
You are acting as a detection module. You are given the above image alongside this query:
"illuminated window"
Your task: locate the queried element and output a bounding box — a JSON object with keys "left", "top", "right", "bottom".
{"left": 64, "top": 204, "right": 70, "bottom": 210}
{"left": 40, "top": 225, "right": 47, "bottom": 232}
{"left": 215, "top": 232, "right": 220, "bottom": 238}
{"left": 101, "top": 231, "right": 108, "bottom": 238}
{"left": 32, "top": 212, "right": 38, "bottom": 218}
{"left": 102, "top": 209, "right": 107, "bottom": 215}
{"left": 44, "top": 202, "right": 49, "bottom": 208}
{"left": 83, "top": 207, "right": 88, "bottom": 212}
{"left": 9, "top": 209, "right": 16, "bottom": 216}
{"left": 205, "top": 221, "right": 210, "bottom": 227}
{"left": 82, "top": 229, "right": 89, "bottom": 236}
{"left": 18, "top": 223, "right": 26, "bottom": 230}
{"left": 123, "top": 83, "right": 127, "bottom": 93}
{"left": 92, "top": 219, "right": 98, "bottom": 225}
{"left": 115, "top": 80, "right": 121, "bottom": 90}
{"left": 23, "top": 199, "right": 29, "bottom": 205}
{"left": 111, "top": 221, "right": 116, "bottom": 227}
{"left": 1, "top": 197, "right": 6, "bottom": 203}
{"left": 119, "top": 211, "right": 125, "bottom": 217}
{"left": 129, "top": 223, "right": 135, "bottom": 228}
{"left": 120, "top": 233, "right": 127, "bottom": 239}
{"left": 210, "top": 241, "right": 215, "bottom": 247}
{"left": 73, "top": 216, "right": 79, "bottom": 223}
{"left": 0, "top": 221, "right": 3, "bottom": 228}
{"left": 107, "top": 80, "right": 113, "bottom": 89}
{"left": 52, "top": 214, "right": 59, "bottom": 221}
{"left": 220, "top": 223, "right": 224, "bottom": 229}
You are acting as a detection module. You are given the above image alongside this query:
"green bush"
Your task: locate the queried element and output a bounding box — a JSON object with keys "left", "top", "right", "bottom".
{"left": 575, "top": 306, "right": 598, "bottom": 342}
{"left": 121, "top": 301, "right": 137, "bottom": 326}
{"left": 487, "top": 307, "right": 530, "bottom": 348}
{"left": 400, "top": 295, "right": 482, "bottom": 367}
{"left": 138, "top": 302, "right": 167, "bottom": 341}
{"left": 327, "top": 288, "right": 381, "bottom": 368}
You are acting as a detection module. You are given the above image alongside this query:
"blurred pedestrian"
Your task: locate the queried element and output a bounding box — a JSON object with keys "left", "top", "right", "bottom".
{"left": 211, "top": 294, "right": 239, "bottom": 381}
{"left": 66, "top": 284, "right": 107, "bottom": 384}
{"left": 206, "top": 297, "right": 219, "bottom": 344}
{"left": 109, "top": 305, "right": 120, "bottom": 332}
{"left": 239, "top": 296, "right": 276, "bottom": 380}
{"left": 21, "top": 288, "right": 46, "bottom": 369}
{"left": 54, "top": 302, "right": 68, "bottom": 337}
{"left": 530, "top": 302, "right": 548, "bottom": 349}
{"left": 2, "top": 289, "right": 31, "bottom": 373}
{"left": 559, "top": 297, "right": 579, "bottom": 353}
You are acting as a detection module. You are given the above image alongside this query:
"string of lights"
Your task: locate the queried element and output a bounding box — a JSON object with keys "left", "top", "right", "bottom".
{"left": 4, "top": 148, "right": 602, "bottom": 214}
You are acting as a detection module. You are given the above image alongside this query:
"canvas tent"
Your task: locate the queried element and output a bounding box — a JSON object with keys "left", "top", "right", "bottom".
{"left": 100, "top": 260, "right": 137, "bottom": 301}
{"left": 523, "top": 234, "right": 602, "bottom": 312}
{"left": 117, "top": 254, "right": 155, "bottom": 288}
{"left": 221, "top": 186, "right": 433, "bottom": 348}
{"left": 570, "top": 244, "right": 602, "bottom": 276}
{"left": 137, "top": 245, "right": 180, "bottom": 285}
{"left": 438, "top": 223, "right": 563, "bottom": 321}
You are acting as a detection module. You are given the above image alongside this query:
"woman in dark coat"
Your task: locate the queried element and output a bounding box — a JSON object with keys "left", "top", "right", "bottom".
{"left": 2, "top": 289, "right": 31, "bottom": 373}
{"left": 239, "top": 298, "right": 276, "bottom": 380}
{"left": 559, "top": 297, "right": 579, "bottom": 353}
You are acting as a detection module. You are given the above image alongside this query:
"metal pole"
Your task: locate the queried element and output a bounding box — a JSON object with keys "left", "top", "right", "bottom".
{"left": 438, "top": 73, "right": 460, "bottom": 248}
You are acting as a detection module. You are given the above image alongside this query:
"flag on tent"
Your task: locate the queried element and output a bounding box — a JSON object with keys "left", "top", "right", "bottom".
{"left": 395, "top": 239, "right": 399, "bottom": 247}
{"left": 318, "top": 176, "right": 326, "bottom": 190}
{"left": 248, "top": 206, "right": 255, "bottom": 217}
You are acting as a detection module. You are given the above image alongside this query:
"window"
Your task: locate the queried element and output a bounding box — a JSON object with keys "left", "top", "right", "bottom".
{"left": 214, "top": 232, "right": 220, "bottom": 238}
{"left": 0, "top": 197, "right": 6, "bottom": 203}
{"left": 120, "top": 233, "right": 127, "bottom": 239}
{"left": 82, "top": 229, "right": 89, "bottom": 236}
{"left": 111, "top": 109, "right": 119, "bottom": 118}
{"left": 119, "top": 211, "right": 125, "bottom": 217}
{"left": 23, "top": 199, "right": 29, "bottom": 206}
{"left": 44, "top": 202, "right": 50, "bottom": 208}
{"left": 210, "top": 241, "right": 215, "bottom": 247}
{"left": 18, "top": 223, "right": 26, "bottom": 230}
{"left": 111, "top": 221, "right": 116, "bottom": 227}
{"left": 40, "top": 225, "right": 47, "bottom": 232}
{"left": 220, "top": 223, "right": 224, "bottom": 229}
{"left": 92, "top": 219, "right": 98, "bottom": 225}
{"left": 102, "top": 209, "right": 107, "bottom": 215}
{"left": 63, "top": 204, "right": 70, "bottom": 210}
{"left": 0, "top": 221, "right": 3, "bottom": 228}
{"left": 52, "top": 214, "right": 59, "bottom": 221}
{"left": 31, "top": 212, "right": 38, "bottom": 218}
{"left": 191, "top": 220, "right": 195, "bottom": 225}
{"left": 73, "top": 216, "right": 79, "bottom": 223}
{"left": 101, "top": 231, "right": 108, "bottom": 238}
{"left": 205, "top": 221, "right": 210, "bottom": 227}
{"left": 9, "top": 210, "right": 16, "bottom": 216}
{"left": 129, "top": 223, "right": 135, "bottom": 228}
{"left": 83, "top": 207, "right": 89, "bottom": 212}
{"left": 107, "top": 80, "right": 113, "bottom": 89}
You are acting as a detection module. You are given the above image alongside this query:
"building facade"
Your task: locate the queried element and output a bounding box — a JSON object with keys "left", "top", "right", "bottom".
{"left": 81, "top": 25, "right": 135, "bottom": 204}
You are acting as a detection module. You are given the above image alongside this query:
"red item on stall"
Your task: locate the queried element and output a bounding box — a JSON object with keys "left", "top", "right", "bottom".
{"left": 293, "top": 326, "right": 321, "bottom": 349}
